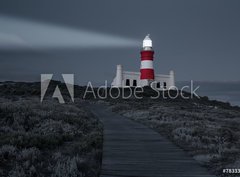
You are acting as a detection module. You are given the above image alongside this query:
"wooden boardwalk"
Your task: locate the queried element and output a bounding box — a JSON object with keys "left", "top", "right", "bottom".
{"left": 88, "top": 103, "right": 215, "bottom": 177}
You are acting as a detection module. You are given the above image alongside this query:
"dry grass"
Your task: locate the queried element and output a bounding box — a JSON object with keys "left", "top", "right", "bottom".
{"left": 108, "top": 98, "right": 240, "bottom": 177}
{"left": 0, "top": 97, "right": 103, "bottom": 177}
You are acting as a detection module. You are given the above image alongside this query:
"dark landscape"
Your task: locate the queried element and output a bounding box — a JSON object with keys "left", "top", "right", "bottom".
{"left": 0, "top": 82, "right": 103, "bottom": 177}
{"left": 107, "top": 93, "right": 240, "bottom": 176}
{"left": 0, "top": 81, "right": 240, "bottom": 176}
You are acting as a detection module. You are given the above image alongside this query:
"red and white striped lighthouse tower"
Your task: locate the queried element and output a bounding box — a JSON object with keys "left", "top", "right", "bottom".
{"left": 140, "top": 34, "right": 154, "bottom": 85}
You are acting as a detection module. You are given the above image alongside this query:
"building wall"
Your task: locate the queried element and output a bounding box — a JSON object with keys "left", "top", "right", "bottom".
{"left": 154, "top": 72, "right": 175, "bottom": 89}
{"left": 122, "top": 71, "right": 141, "bottom": 87}
{"left": 111, "top": 68, "right": 175, "bottom": 90}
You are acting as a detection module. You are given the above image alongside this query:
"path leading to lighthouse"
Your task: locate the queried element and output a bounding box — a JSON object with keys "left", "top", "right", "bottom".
{"left": 88, "top": 103, "right": 215, "bottom": 177}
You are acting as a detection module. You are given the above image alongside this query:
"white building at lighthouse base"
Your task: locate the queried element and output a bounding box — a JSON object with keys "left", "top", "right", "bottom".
{"left": 111, "top": 65, "right": 175, "bottom": 90}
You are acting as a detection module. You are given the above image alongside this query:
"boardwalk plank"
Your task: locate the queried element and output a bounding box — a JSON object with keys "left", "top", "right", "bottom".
{"left": 88, "top": 103, "right": 216, "bottom": 177}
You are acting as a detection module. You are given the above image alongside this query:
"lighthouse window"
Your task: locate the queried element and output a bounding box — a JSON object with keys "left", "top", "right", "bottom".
{"left": 126, "top": 79, "right": 130, "bottom": 86}
{"left": 163, "top": 82, "right": 167, "bottom": 89}
{"left": 157, "top": 82, "right": 160, "bottom": 88}
{"left": 133, "top": 80, "right": 137, "bottom": 87}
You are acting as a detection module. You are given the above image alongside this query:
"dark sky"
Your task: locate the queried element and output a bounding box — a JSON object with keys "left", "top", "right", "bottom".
{"left": 0, "top": 0, "right": 240, "bottom": 85}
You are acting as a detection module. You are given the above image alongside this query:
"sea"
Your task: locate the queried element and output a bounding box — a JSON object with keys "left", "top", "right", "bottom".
{"left": 176, "top": 81, "right": 240, "bottom": 106}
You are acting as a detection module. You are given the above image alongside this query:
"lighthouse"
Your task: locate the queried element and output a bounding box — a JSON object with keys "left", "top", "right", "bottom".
{"left": 140, "top": 34, "right": 155, "bottom": 86}
{"left": 111, "top": 34, "right": 175, "bottom": 89}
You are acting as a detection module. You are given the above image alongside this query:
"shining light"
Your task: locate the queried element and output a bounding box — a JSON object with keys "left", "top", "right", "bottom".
{"left": 0, "top": 15, "right": 139, "bottom": 50}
